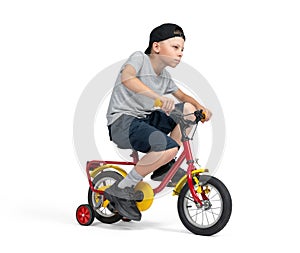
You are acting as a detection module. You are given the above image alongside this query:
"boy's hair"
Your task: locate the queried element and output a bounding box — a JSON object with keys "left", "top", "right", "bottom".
{"left": 145, "top": 23, "right": 185, "bottom": 54}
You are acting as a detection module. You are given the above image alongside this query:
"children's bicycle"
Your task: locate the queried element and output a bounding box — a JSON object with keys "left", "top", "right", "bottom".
{"left": 76, "top": 102, "right": 232, "bottom": 236}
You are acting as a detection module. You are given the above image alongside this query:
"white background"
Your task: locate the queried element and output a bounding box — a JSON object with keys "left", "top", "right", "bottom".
{"left": 1, "top": 0, "right": 299, "bottom": 252}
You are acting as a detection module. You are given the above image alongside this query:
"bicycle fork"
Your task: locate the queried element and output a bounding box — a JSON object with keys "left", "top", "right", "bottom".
{"left": 183, "top": 140, "right": 205, "bottom": 207}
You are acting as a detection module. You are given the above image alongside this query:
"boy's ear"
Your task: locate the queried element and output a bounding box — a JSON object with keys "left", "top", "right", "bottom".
{"left": 152, "top": 42, "right": 160, "bottom": 54}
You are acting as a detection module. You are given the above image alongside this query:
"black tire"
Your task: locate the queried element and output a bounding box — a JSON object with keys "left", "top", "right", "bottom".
{"left": 88, "top": 171, "right": 124, "bottom": 224}
{"left": 76, "top": 204, "right": 95, "bottom": 226}
{"left": 177, "top": 175, "right": 232, "bottom": 236}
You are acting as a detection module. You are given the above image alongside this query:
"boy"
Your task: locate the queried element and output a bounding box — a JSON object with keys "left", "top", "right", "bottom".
{"left": 105, "top": 23, "right": 211, "bottom": 221}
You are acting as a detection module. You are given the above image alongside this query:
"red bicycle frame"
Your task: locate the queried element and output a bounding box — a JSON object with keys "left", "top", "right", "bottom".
{"left": 85, "top": 140, "right": 203, "bottom": 206}
{"left": 85, "top": 109, "right": 206, "bottom": 206}
{"left": 152, "top": 140, "right": 203, "bottom": 205}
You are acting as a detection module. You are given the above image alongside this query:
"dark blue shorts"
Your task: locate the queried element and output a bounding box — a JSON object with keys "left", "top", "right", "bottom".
{"left": 108, "top": 103, "right": 184, "bottom": 153}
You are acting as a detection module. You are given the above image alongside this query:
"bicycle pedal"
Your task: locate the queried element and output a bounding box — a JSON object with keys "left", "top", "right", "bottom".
{"left": 107, "top": 203, "right": 118, "bottom": 213}
{"left": 134, "top": 190, "right": 144, "bottom": 202}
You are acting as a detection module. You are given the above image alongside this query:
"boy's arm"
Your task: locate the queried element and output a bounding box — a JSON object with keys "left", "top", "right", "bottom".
{"left": 172, "top": 89, "right": 212, "bottom": 120}
{"left": 121, "top": 64, "right": 175, "bottom": 112}
{"left": 121, "top": 64, "right": 159, "bottom": 100}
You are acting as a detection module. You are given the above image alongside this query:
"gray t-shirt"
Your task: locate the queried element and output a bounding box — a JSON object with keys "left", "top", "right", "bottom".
{"left": 106, "top": 51, "right": 179, "bottom": 126}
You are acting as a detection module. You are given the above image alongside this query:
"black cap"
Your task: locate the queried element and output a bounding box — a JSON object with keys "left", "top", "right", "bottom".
{"left": 144, "top": 23, "right": 185, "bottom": 54}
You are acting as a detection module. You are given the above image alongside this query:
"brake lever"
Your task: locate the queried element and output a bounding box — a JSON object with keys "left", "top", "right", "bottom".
{"left": 194, "top": 110, "right": 205, "bottom": 124}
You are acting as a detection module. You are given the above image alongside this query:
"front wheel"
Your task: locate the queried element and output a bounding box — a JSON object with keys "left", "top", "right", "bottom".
{"left": 177, "top": 175, "right": 232, "bottom": 236}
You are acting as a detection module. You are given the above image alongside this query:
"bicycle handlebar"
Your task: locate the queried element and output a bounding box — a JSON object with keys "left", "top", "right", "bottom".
{"left": 154, "top": 98, "right": 206, "bottom": 124}
{"left": 154, "top": 98, "right": 163, "bottom": 108}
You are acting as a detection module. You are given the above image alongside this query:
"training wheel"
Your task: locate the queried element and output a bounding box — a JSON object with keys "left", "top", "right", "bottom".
{"left": 76, "top": 204, "right": 95, "bottom": 226}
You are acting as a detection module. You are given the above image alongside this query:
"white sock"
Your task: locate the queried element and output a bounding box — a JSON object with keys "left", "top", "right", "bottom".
{"left": 118, "top": 168, "right": 143, "bottom": 189}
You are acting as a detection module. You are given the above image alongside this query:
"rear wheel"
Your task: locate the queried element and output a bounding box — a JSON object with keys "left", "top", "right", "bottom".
{"left": 88, "top": 171, "right": 124, "bottom": 224}
{"left": 177, "top": 175, "right": 232, "bottom": 236}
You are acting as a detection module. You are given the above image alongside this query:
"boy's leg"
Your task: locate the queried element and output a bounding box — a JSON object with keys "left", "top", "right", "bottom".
{"left": 117, "top": 146, "right": 178, "bottom": 188}
{"left": 150, "top": 103, "right": 197, "bottom": 184}
{"left": 104, "top": 119, "right": 178, "bottom": 220}
{"left": 170, "top": 102, "right": 197, "bottom": 145}
{"left": 104, "top": 147, "right": 177, "bottom": 220}
{"left": 134, "top": 147, "right": 178, "bottom": 176}
{"left": 117, "top": 147, "right": 177, "bottom": 188}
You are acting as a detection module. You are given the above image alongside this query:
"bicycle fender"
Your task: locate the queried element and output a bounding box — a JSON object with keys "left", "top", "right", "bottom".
{"left": 172, "top": 168, "right": 208, "bottom": 196}
{"left": 90, "top": 164, "right": 128, "bottom": 179}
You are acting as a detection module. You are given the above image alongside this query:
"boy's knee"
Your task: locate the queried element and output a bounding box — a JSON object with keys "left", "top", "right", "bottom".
{"left": 148, "top": 131, "right": 168, "bottom": 151}
{"left": 183, "top": 102, "right": 196, "bottom": 113}
{"left": 183, "top": 103, "right": 196, "bottom": 121}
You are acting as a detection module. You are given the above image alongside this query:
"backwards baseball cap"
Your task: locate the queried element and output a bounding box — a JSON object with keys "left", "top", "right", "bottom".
{"left": 144, "top": 23, "right": 185, "bottom": 54}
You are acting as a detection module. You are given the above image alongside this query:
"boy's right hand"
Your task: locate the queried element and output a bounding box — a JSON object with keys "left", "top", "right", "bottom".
{"left": 156, "top": 97, "right": 175, "bottom": 114}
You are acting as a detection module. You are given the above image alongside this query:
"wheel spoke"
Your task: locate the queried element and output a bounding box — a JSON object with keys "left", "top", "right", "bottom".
{"left": 184, "top": 195, "right": 196, "bottom": 202}
{"left": 209, "top": 192, "right": 219, "bottom": 200}
{"left": 188, "top": 207, "right": 202, "bottom": 212}
{"left": 208, "top": 209, "right": 219, "bottom": 218}
{"left": 205, "top": 211, "right": 209, "bottom": 225}
{"left": 190, "top": 209, "right": 203, "bottom": 218}
{"left": 210, "top": 207, "right": 221, "bottom": 210}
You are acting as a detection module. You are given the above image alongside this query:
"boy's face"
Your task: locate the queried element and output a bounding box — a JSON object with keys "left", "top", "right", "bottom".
{"left": 155, "top": 37, "right": 185, "bottom": 68}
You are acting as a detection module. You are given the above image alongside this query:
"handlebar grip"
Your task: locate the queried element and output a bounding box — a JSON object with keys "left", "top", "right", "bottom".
{"left": 154, "top": 98, "right": 163, "bottom": 108}
{"left": 201, "top": 112, "right": 206, "bottom": 123}
{"left": 194, "top": 110, "right": 206, "bottom": 123}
